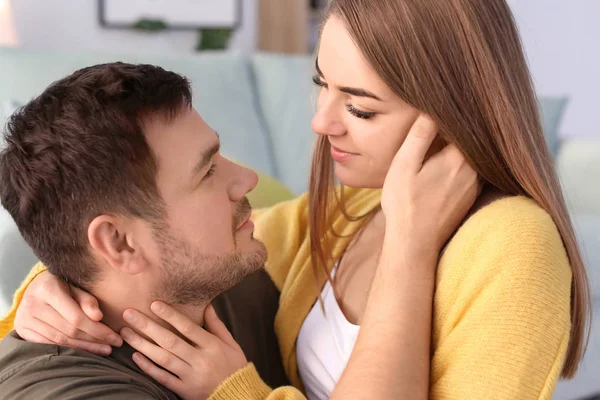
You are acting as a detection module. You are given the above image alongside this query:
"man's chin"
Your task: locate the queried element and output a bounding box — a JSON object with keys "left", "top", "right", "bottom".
{"left": 240, "top": 238, "right": 267, "bottom": 263}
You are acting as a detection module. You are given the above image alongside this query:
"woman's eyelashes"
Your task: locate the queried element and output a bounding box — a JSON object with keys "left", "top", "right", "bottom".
{"left": 312, "top": 75, "right": 326, "bottom": 88}
{"left": 346, "top": 104, "right": 376, "bottom": 120}
{"left": 313, "top": 75, "right": 376, "bottom": 120}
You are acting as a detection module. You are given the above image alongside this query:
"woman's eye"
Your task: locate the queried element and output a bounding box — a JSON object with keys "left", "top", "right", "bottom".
{"left": 346, "top": 104, "right": 376, "bottom": 120}
{"left": 205, "top": 164, "right": 216, "bottom": 178}
{"left": 312, "top": 75, "right": 327, "bottom": 88}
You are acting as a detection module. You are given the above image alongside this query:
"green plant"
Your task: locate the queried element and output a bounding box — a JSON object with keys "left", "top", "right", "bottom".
{"left": 132, "top": 19, "right": 168, "bottom": 32}
{"left": 132, "top": 19, "right": 232, "bottom": 51}
{"left": 196, "top": 28, "right": 232, "bottom": 51}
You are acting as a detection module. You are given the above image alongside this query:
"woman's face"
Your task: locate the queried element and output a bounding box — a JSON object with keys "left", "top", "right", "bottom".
{"left": 312, "top": 15, "right": 420, "bottom": 188}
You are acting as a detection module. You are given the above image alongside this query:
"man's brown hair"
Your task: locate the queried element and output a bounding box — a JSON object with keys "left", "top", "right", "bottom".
{"left": 0, "top": 62, "right": 192, "bottom": 290}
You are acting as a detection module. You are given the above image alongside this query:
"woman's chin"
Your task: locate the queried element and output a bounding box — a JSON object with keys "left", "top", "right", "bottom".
{"left": 334, "top": 165, "right": 384, "bottom": 189}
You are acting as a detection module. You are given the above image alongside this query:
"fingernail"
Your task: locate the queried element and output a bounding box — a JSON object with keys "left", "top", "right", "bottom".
{"left": 120, "top": 328, "right": 132, "bottom": 340}
{"left": 99, "top": 345, "right": 112, "bottom": 356}
{"left": 151, "top": 301, "right": 164, "bottom": 313}
{"left": 123, "top": 310, "right": 137, "bottom": 324}
{"left": 108, "top": 334, "right": 123, "bottom": 347}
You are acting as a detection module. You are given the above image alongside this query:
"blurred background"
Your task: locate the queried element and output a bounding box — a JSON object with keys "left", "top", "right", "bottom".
{"left": 0, "top": 1, "right": 598, "bottom": 399}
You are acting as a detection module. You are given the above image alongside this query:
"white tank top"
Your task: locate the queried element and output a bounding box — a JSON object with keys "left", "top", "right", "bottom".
{"left": 296, "top": 267, "right": 360, "bottom": 400}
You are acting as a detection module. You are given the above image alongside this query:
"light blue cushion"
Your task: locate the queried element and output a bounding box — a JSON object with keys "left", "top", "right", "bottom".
{"left": 0, "top": 47, "right": 276, "bottom": 176}
{"left": 252, "top": 53, "right": 316, "bottom": 194}
{"left": 538, "top": 97, "right": 568, "bottom": 157}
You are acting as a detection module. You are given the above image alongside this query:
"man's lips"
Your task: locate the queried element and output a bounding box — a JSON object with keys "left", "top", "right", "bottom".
{"left": 236, "top": 213, "right": 252, "bottom": 230}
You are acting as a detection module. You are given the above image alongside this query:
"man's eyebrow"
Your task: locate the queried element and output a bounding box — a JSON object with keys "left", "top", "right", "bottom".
{"left": 315, "top": 57, "right": 383, "bottom": 102}
{"left": 193, "top": 134, "right": 220, "bottom": 176}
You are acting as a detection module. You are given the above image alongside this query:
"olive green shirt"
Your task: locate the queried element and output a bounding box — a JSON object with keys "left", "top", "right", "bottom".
{"left": 0, "top": 269, "right": 288, "bottom": 399}
{"left": 0, "top": 330, "right": 179, "bottom": 399}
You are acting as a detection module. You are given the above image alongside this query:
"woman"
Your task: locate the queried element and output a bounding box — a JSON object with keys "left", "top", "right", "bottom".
{"left": 1, "top": 0, "right": 590, "bottom": 398}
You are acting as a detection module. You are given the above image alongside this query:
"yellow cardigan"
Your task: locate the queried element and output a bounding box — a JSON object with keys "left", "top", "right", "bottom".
{"left": 0, "top": 188, "right": 572, "bottom": 400}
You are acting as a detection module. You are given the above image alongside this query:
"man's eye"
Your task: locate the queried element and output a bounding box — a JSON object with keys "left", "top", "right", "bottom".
{"left": 205, "top": 164, "right": 216, "bottom": 178}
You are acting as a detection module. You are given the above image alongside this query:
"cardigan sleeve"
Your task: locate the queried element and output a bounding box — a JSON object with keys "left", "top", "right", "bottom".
{"left": 209, "top": 363, "right": 306, "bottom": 400}
{"left": 430, "top": 198, "right": 573, "bottom": 400}
{"left": 0, "top": 262, "right": 48, "bottom": 339}
{"left": 252, "top": 192, "right": 310, "bottom": 292}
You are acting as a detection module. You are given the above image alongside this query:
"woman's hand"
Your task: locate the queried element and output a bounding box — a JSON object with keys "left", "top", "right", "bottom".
{"left": 334, "top": 115, "right": 480, "bottom": 400}
{"left": 381, "top": 114, "right": 480, "bottom": 253}
{"left": 14, "top": 270, "right": 121, "bottom": 355}
{"left": 121, "top": 301, "right": 248, "bottom": 400}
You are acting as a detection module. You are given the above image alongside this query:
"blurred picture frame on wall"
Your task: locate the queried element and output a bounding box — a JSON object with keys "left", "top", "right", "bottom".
{"left": 98, "top": 0, "right": 241, "bottom": 30}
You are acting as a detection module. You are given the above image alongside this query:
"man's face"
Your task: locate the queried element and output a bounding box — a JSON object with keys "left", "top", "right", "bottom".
{"left": 142, "top": 107, "right": 266, "bottom": 306}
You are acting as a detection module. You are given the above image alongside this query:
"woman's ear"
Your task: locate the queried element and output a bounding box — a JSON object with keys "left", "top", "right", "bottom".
{"left": 424, "top": 134, "right": 448, "bottom": 162}
{"left": 88, "top": 215, "right": 148, "bottom": 275}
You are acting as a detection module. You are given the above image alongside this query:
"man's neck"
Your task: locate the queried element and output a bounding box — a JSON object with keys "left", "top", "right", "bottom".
{"left": 93, "top": 277, "right": 208, "bottom": 343}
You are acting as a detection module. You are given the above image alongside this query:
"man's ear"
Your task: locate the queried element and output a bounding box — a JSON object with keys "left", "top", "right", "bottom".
{"left": 88, "top": 215, "right": 148, "bottom": 275}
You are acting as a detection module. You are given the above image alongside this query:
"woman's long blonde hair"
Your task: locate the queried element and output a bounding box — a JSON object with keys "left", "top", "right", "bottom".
{"left": 309, "top": 0, "right": 590, "bottom": 378}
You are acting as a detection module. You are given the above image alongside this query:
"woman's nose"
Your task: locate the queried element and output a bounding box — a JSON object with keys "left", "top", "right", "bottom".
{"left": 311, "top": 93, "right": 346, "bottom": 137}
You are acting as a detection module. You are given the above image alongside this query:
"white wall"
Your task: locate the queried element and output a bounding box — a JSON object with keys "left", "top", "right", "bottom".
{"left": 11, "top": 0, "right": 257, "bottom": 55}
{"left": 511, "top": 0, "right": 600, "bottom": 138}
{"left": 7, "top": 1, "right": 599, "bottom": 138}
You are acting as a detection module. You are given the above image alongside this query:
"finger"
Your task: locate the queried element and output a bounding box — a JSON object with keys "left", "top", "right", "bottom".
{"left": 203, "top": 305, "right": 237, "bottom": 349}
{"left": 45, "top": 287, "right": 121, "bottom": 347}
{"left": 132, "top": 352, "right": 184, "bottom": 392}
{"left": 421, "top": 143, "right": 467, "bottom": 177}
{"left": 396, "top": 114, "right": 439, "bottom": 172}
{"left": 123, "top": 308, "right": 196, "bottom": 363}
{"left": 38, "top": 304, "right": 112, "bottom": 345}
{"left": 28, "top": 318, "right": 113, "bottom": 356}
{"left": 150, "top": 302, "right": 214, "bottom": 347}
{"left": 121, "top": 327, "right": 189, "bottom": 377}
{"left": 17, "top": 328, "right": 54, "bottom": 345}
{"left": 71, "top": 286, "right": 103, "bottom": 322}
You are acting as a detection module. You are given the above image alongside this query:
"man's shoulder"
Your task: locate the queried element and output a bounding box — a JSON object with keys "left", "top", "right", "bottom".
{"left": 0, "top": 331, "right": 178, "bottom": 400}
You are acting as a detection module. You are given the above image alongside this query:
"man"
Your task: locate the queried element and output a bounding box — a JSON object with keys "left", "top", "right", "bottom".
{"left": 0, "top": 62, "right": 287, "bottom": 399}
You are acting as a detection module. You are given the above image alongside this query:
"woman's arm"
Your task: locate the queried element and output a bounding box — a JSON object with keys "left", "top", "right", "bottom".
{"left": 430, "top": 198, "right": 572, "bottom": 400}
{"left": 1, "top": 265, "right": 121, "bottom": 353}
{"left": 331, "top": 116, "right": 479, "bottom": 399}
{"left": 0, "top": 194, "right": 310, "bottom": 349}
{"left": 0, "top": 262, "right": 47, "bottom": 339}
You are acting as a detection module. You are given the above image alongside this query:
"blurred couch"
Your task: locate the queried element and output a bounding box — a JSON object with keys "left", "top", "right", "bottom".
{"left": 0, "top": 47, "right": 598, "bottom": 399}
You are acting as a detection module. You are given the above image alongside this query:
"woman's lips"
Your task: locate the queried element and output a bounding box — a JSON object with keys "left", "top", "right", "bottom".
{"left": 330, "top": 145, "right": 358, "bottom": 162}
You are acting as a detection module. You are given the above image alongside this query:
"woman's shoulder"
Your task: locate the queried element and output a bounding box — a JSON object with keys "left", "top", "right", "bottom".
{"left": 460, "top": 195, "right": 562, "bottom": 245}
{"left": 443, "top": 194, "right": 572, "bottom": 282}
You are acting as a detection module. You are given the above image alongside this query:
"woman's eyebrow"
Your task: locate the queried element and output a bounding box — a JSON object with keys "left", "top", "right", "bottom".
{"left": 315, "top": 57, "right": 383, "bottom": 101}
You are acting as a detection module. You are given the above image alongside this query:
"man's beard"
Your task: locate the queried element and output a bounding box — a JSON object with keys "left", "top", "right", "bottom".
{"left": 151, "top": 198, "right": 267, "bottom": 306}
